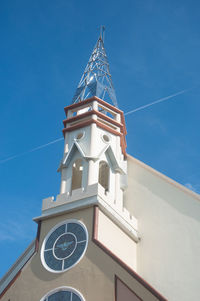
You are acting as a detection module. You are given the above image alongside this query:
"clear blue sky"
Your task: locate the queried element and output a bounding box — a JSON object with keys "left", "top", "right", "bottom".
{"left": 0, "top": 0, "right": 199, "bottom": 277}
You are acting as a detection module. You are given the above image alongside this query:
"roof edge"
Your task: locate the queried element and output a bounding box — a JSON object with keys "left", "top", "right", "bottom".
{"left": 127, "top": 154, "right": 200, "bottom": 201}
{"left": 0, "top": 240, "right": 36, "bottom": 296}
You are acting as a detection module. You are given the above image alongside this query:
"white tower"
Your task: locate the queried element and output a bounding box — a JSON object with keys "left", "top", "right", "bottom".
{"left": 42, "top": 95, "right": 138, "bottom": 242}
{"left": 42, "top": 32, "right": 139, "bottom": 242}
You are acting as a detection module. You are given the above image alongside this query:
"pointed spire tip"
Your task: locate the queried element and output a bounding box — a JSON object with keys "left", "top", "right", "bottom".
{"left": 72, "top": 28, "right": 118, "bottom": 107}
{"left": 100, "top": 25, "right": 105, "bottom": 42}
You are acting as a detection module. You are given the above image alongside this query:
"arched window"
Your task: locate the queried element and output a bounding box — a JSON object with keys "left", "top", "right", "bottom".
{"left": 71, "top": 159, "right": 83, "bottom": 191}
{"left": 98, "top": 161, "right": 109, "bottom": 191}
{"left": 40, "top": 287, "right": 85, "bottom": 301}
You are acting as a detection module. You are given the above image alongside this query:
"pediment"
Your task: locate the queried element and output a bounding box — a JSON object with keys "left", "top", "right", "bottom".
{"left": 58, "top": 141, "right": 86, "bottom": 171}
{"left": 99, "top": 145, "right": 126, "bottom": 174}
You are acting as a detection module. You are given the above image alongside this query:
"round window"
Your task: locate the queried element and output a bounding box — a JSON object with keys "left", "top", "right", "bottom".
{"left": 102, "top": 134, "right": 110, "bottom": 143}
{"left": 76, "top": 132, "right": 84, "bottom": 140}
{"left": 41, "top": 220, "right": 88, "bottom": 273}
{"left": 40, "top": 287, "right": 85, "bottom": 301}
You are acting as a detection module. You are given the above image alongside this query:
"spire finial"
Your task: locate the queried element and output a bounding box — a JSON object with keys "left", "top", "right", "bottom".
{"left": 72, "top": 29, "right": 118, "bottom": 107}
{"left": 100, "top": 25, "right": 105, "bottom": 42}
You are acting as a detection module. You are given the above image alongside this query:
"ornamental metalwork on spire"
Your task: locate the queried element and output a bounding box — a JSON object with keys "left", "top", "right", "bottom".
{"left": 72, "top": 27, "right": 118, "bottom": 107}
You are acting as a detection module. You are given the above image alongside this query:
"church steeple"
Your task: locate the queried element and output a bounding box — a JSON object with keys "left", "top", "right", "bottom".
{"left": 41, "top": 31, "right": 138, "bottom": 242}
{"left": 72, "top": 27, "right": 118, "bottom": 107}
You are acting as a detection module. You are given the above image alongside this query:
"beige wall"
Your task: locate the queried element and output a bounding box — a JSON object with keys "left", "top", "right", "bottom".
{"left": 125, "top": 155, "right": 200, "bottom": 301}
{"left": 1, "top": 207, "right": 161, "bottom": 301}
{"left": 97, "top": 209, "right": 137, "bottom": 271}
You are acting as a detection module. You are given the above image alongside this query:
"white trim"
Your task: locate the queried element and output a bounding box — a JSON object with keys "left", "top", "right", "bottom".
{"left": 63, "top": 141, "right": 85, "bottom": 167}
{"left": 97, "top": 145, "right": 120, "bottom": 172}
{"left": 97, "top": 144, "right": 125, "bottom": 174}
{"left": 39, "top": 195, "right": 98, "bottom": 217}
{"left": 105, "top": 146, "right": 124, "bottom": 173}
{"left": 40, "top": 219, "right": 88, "bottom": 274}
{"left": 97, "top": 144, "right": 109, "bottom": 158}
{"left": 40, "top": 286, "right": 85, "bottom": 301}
{"left": 34, "top": 192, "right": 139, "bottom": 242}
{"left": 97, "top": 197, "right": 139, "bottom": 241}
{"left": 59, "top": 141, "right": 86, "bottom": 170}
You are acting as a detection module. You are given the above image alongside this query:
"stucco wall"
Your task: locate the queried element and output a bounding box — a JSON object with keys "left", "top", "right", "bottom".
{"left": 125, "top": 155, "right": 200, "bottom": 301}
{"left": 1, "top": 207, "right": 161, "bottom": 301}
{"left": 97, "top": 209, "right": 137, "bottom": 271}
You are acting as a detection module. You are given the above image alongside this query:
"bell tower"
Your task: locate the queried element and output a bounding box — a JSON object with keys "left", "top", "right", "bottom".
{"left": 59, "top": 96, "right": 127, "bottom": 207}
{"left": 42, "top": 30, "right": 138, "bottom": 241}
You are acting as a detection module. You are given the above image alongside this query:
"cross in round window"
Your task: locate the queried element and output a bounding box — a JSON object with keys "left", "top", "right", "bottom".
{"left": 41, "top": 220, "right": 88, "bottom": 273}
{"left": 41, "top": 287, "right": 85, "bottom": 301}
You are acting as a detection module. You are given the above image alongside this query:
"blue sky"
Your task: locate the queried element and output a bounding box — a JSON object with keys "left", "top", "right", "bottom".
{"left": 0, "top": 0, "right": 199, "bottom": 277}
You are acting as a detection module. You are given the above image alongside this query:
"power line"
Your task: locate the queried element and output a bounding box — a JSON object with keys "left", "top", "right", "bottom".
{"left": 124, "top": 88, "right": 191, "bottom": 116}
{"left": 0, "top": 88, "right": 192, "bottom": 164}
{"left": 0, "top": 138, "right": 64, "bottom": 164}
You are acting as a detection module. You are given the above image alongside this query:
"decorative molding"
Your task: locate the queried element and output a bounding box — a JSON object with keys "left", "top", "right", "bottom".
{"left": 63, "top": 109, "right": 124, "bottom": 130}
{"left": 63, "top": 119, "right": 95, "bottom": 135}
{"left": 63, "top": 118, "right": 122, "bottom": 138}
{"left": 38, "top": 183, "right": 140, "bottom": 242}
{"left": 63, "top": 96, "right": 127, "bottom": 156}
{"left": 60, "top": 141, "right": 125, "bottom": 174}
{"left": 62, "top": 141, "right": 86, "bottom": 167}
{"left": 38, "top": 184, "right": 139, "bottom": 242}
{"left": 104, "top": 145, "right": 125, "bottom": 174}
{"left": 34, "top": 195, "right": 99, "bottom": 222}
{"left": 97, "top": 196, "right": 139, "bottom": 241}
{"left": 64, "top": 96, "right": 124, "bottom": 115}
{"left": 62, "top": 118, "right": 126, "bottom": 157}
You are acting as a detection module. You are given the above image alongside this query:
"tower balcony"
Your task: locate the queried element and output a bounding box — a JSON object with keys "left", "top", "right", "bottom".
{"left": 62, "top": 96, "right": 127, "bottom": 156}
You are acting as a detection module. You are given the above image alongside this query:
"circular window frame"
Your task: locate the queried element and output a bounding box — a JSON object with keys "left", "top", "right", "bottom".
{"left": 101, "top": 133, "right": 111, "bottom": 143}
{"left": 40, "top": 219, "right": 88, "bottom": 274}
{"left": 75, "top": 131, "right": 85, "bottom": 141}
{"left": 40, "top": 286, "right": 85, "bottom": 301}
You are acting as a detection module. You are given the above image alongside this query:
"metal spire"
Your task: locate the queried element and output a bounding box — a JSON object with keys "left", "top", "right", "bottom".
{"left": 72, "top": 27, "right": 118, "bottom": 107}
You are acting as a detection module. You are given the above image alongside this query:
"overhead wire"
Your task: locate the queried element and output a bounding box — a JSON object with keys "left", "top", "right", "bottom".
{"left": 0, "top": 87, "right": 192, "bottom": 164}
{"left": 124, "top": 88, "right": 191, "bottom": 116}
{"left": 0, "top": 138, "right": 64, "bottom": 164}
